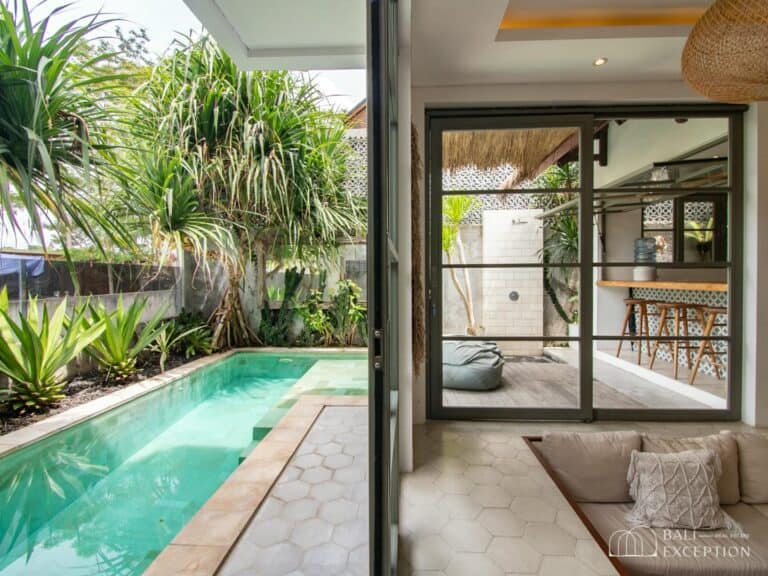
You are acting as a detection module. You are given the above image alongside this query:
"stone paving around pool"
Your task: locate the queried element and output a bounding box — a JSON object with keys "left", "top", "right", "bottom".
{"left": 219, "top": 406, "right": 369, "bottom": 576}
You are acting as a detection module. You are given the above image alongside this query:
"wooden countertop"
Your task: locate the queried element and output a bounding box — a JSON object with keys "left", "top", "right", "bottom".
{"left": 596, "top": 280, "right": 728, "bottom": 292}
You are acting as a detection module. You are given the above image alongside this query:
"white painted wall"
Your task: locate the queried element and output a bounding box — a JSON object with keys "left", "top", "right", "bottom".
{"left": 742, "top": 103, "right": 768, "bottom": 427}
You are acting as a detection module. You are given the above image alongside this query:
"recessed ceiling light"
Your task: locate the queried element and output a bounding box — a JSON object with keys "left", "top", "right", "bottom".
{"left": 593, "top": 57, "right": 608, "bottom": 67}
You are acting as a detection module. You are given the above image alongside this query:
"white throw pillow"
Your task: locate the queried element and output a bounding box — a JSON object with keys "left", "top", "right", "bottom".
{"left": 626, "top": 449, "right": 729, "bottom": 530}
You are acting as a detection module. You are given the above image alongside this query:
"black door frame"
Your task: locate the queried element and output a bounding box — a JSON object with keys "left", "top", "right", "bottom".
{"left": 425, "top": 104, "right": 746, "bottom": 422}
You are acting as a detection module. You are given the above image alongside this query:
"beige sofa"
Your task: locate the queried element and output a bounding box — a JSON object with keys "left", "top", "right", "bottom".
{"left": 528, "top": 431, "right": 768, "bottom": 576}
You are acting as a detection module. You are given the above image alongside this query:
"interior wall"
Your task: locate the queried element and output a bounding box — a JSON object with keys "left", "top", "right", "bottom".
{"left": 743, "top": 103, "right": 768, "bottom": 427}
{"left": 410, "top": 79, "right": 718, "bottom": 425}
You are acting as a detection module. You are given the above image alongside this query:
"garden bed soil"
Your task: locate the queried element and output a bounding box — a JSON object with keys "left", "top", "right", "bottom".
{"left": 0, "top": 355, "right": 190, "bottom": 436}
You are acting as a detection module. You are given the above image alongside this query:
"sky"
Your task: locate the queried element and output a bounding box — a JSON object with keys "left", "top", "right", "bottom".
{"left": 45, "top": 0, "right": 368, "bottom": 111}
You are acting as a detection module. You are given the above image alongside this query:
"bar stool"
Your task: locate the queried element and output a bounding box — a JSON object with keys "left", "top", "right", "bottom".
{"left": 649, "top": 302, "right": 705, "bottom": 380}
{"left": 690, "top": 306, "right": 728, "bottom": 384}
{"left": 616, "top": 298, "right": 651, "bottom": 365}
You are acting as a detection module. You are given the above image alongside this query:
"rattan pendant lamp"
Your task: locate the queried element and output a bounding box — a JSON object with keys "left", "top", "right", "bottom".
{"left": 682, "top": 0, "right": 768, "bottom": 103}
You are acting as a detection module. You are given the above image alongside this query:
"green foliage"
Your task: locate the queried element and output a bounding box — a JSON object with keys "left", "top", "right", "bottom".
{"left": 685, "top": 217, "right": 715, "bottom": 245}
{"left": 84, "top": 297, "right": 166, "bottom": 381}
{"left": 0, "top": 0, "right": 132, "bottom": 262}
{"left": 296, "top": 289, "right": 332, "bottom": 346}
{"left": 327, "top": 280, "right": 367, "bottom": 346}
{"left": 153, "top": 313, "right": 213, "bottom": 372}
{"left": 0, "top": 289, "right": 105, "bottom": 413}
{"left": 127, "top": 36, "right": 366, "bottom": 346}
{"left": 258, "top": 267, "right": 305, "bottom": 346}
{"left": 441, "top": 195, "right": 480, "bottom": 254}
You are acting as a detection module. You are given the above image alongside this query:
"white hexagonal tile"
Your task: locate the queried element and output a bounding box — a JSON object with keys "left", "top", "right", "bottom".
{"left": 283, "top": 498, "right": 320, "bottom": 522}
{"left": 575, "top": 539, "right": 617, "bottom": 575}
{"left": 319, "top": 499, "right": 358, "bottom": 524}
{"left": 324, "top": 453, "right": 354, "bottom": 470}
{"left": 494, "top": 457, "right": 529, "bottom": 476}
{"left": 446, "top": 552, "right": 503, "bottom": 576}
{"left": 557, "top": 509, "right": 592, "bottom": 539}
{"left": 400, "top": 503, "right": 450, "bottom": 536}
{"left": 243, "top": 517, "right": 293, "bottom": 547}
{"left": 441, "top": 520, "right": 492, "bottom": 553}
{"left": 407, "top": 534, "right": 453, "bottom": 571}
{"left": 290, "top": 517, "right": 333, "bottom": 549}
{"left": 524, "top": 522, "right": 577, "bottom": 555}
{"left": 499, "top": 475, "right": 542, "bottom": 497}
{"left": 465, "top": 465, "right": 502, "bottom": 486}
{"left": 311, "top": 481, "right": 346, "bottom": 502}
{"left": 335, "top": 465, "right": 367, "bottom": 485}
{"left": 510, "top": 495, "right": 556, "bottom": 523}
{"left": 301, "top": 466, "right": 333, "bottom": 485}
{"left": 303, "top": 541, "right": 350, "bottom": 570}
{"left": 316, "top": 442, "right": 343, "bottom": 456}
{"left": 272, "top": 480, "right": 311, "bottom": 502}
{"left": 293, "top": 453, "right": 323, "bottom": 470}
{"left": 333, "top": 518, "right": 369, "bottom": 549}
{"left": 439, "top": 494, "right": 483, "bottom": 520}
{"left": 435, "top": 473, "right": 474, "bottom": 495}
{"left": 477, "top": 508, "right": 526, "bottom": 537}
{"left": 469, "top": 484, "right": 513, "bottom": 508}
{"left": 487, "top": 537, "right": 542, "bottom": 573}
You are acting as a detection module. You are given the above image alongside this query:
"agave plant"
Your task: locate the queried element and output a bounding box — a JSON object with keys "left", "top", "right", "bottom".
{"left": 0, "top": 289, "right": 105, "bottom": 413}
{"left": 84, "top": 297, "right": 166, "bottom": 381}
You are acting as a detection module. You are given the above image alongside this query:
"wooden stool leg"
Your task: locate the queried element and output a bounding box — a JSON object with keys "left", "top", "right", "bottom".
{"left": 673, "top": 307, "right": 681, "bottom": 380}
{"left": 616, "top": 303, "right": 632, "bottom": 358}
{"left": 636, "top": 303, "right": 646, "bottom": 365}
{"left": 690, "top": 311, "right": 715, "bottom": 384}
{"left": 682, "top": 307, "right": 692, "bottom": 370}
{"left": 649, "top": 306, "right": 668, "bottom": 370}
{"left": 643, "top": 304, "right": 652, "bottom": 358}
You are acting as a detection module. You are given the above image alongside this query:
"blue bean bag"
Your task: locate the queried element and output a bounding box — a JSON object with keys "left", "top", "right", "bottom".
{"left": 442, "top": 341, "right": 505, "bottom": 391}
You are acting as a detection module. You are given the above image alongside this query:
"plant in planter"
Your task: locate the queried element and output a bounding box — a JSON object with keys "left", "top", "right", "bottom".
{"left": 328, "top": 280, "right": 367, "bottom": 346}
{"left": 83, "top": 297, "right": 166, "bottom": 381}
{"left": 685, "top": 217, "right": 715, "bottom": 260}
{"left": 0, "top": 289, "right": 105, "bottom": 413}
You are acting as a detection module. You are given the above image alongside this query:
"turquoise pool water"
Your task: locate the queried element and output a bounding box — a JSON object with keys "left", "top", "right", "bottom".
{"left": 0, "top": 352, "right": 366, "bottom": 575}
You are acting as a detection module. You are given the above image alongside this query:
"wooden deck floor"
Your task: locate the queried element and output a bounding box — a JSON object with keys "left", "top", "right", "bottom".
{"left": 442, "top": 350, "right": 721, "bottom": 410}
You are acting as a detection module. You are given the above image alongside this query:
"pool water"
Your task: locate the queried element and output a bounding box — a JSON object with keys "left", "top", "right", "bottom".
{"left": 0, "top": 352, "right": 366, "bottom": 575}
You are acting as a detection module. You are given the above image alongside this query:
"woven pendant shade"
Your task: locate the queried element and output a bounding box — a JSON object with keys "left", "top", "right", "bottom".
{"left": 682, "top": 0, "right": 768, "bottom": 103}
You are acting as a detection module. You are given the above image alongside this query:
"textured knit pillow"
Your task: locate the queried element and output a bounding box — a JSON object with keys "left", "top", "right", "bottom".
{"left": 626, "top": 449, "right": 729, "bottom": 530}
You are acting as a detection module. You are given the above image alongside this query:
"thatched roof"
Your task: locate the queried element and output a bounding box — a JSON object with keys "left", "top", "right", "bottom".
{"left": 442, "top": 128, "right": 578, "bottom": 187}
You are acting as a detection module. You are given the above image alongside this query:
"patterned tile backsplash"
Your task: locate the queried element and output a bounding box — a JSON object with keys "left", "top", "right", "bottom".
{"left": 633, "top": 287, "right": 728, "bottom": 377}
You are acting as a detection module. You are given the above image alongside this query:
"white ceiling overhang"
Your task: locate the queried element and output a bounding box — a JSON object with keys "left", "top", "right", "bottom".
{"left": 183, "top": 0, "right": 366, "bottom": 70}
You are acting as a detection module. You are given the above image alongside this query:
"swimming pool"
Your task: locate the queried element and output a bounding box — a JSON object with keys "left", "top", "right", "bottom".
{"left": 0, "top": 352, "right": 367, "bottom": 575}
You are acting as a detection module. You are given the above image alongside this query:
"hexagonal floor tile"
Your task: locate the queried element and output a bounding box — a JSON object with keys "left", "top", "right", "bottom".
{"left": 290, "top": 517, "right": 334, "bottom": 549}
{"left": 441, "top": 520, "right": 492, "bottom": 553}
{"left": 487, "top": 537, "right": 542, "bottom": 574}
{"left": 477, "top": 508, "right": 526, "bottom": 538}
{"left": 524, "top": 522, "right": 578, "bottom": 556}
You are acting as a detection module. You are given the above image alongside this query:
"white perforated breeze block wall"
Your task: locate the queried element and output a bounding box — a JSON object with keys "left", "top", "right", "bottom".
{"left": 482, "top": 210, "right": 543, "bottom": 356}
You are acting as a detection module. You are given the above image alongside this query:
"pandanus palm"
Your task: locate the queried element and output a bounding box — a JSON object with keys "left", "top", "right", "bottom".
{"left": 126, "top": 36, "right": 365, "bottom": 347}
{"left": 0, "top": 0, "right": 130, "bottom": 262}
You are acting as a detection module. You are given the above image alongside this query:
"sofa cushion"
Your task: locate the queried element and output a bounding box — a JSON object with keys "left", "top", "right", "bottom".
{"left": 539, "top": 431, "right": 641, "bottom": 503}
{"left": 642, "top": 431, "right": 740, "bottom": 505}
{"left": 627, "top": 449, "right": 727, "bottom": 530}
{"left": 582, "top": 502, "right": 768, "bottom": 576}
{"left": 735, "top": 433, "right": 768, "bottom": 504}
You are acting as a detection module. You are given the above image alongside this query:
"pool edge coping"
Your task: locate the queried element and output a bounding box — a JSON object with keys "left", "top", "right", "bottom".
{"left": 143, "top": 395, "right": 368, "bottom": 576}
{"left": 0, "top": 347, "right": 368, "bottom": 457}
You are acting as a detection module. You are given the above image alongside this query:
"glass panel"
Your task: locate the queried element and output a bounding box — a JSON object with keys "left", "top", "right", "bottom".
{"left": 594, "top": 266, "right": 729, "bottom": 337}
{"left": 440, "top": 193, "right": 579, "bottom": 265}
{"left": 683, "top": 200, "right": 716, "bottom": 263}
{"left": 441, "top": 339, "right": 579, "bottom": 409}
{"left": 442, "top": 268, "right": 579, "bottom": 339}
{"left": 644, "top": 200, "right": 674, "bottom": 230}
{"left": 441, "top": 128, "right": 580, "bottom": 191}
{"left": 593, "top": 339, "right": 728, "bottom": 410}
{"left": 595, "top": 118, "right": 729, "bottom": 189}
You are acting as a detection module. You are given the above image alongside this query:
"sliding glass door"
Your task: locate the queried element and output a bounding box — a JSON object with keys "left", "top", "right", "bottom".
{"left": 426, "top": 106, "right": 744, "bottom": 421}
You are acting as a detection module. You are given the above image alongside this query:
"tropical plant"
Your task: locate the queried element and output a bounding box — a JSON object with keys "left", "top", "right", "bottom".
{"left": 0, "top": 289, "right": 105, "bottom": 413}
{"left": 532, "top": 163, "right": 580, "bottom": 325}
{"left": 152, "top": 321, "right": 207, "bottom": 372}
{"left": 258, "top": 267, "right": 305, "bottom": 346}
{"left": 442, "top": 195, "right": 482, "bottom": 335}
{"left": 0, "top": 0, "right": 132, "bottom": 264}
{"left": 127, "top": 36, "right": 366, "bottom": 347}
{"left": 84, "top": 297, "right": 166, "bottom": 381}
{"left": 296, "top": 288, "right": 332, "bottom": 346}
{"left": 328, "top": 280, "right": 367, "bottom": 346}
{"left": 685, "top": 218, "right": 715, "bottom": 244}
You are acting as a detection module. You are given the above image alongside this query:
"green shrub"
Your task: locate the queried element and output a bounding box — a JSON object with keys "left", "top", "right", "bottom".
{"left": 84, "top": 297, "right": 166, "bottom": 381}
{"left": 328, "top": 280, "right": 367, "bottom": 346}
{"left": 153, "top": 314, "right": 214, "bottom": 372}
{"left": 296, "top": 289, "right": 332, "bottom": 346}
{"left": 0, "top": 289, "right": 105, "bottom": 413}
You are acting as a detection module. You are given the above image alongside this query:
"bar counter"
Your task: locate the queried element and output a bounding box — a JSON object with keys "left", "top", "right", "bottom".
{"left": 596, "top": 280, "right": 728, "bottom": 292}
